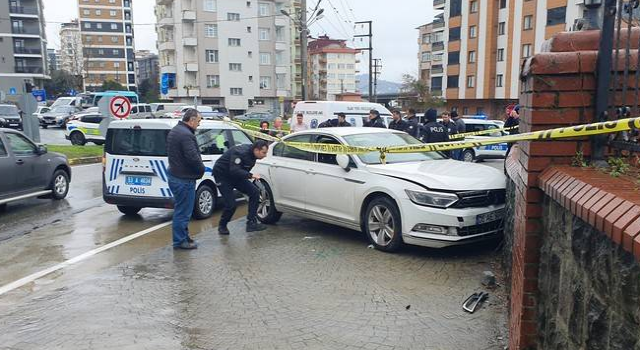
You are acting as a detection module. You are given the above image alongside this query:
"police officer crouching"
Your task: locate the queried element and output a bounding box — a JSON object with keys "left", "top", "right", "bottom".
{"left": 213, "top": 140, "right": 270, "bottom": 234}
{"left": 421, "top": 108, "right": 449, "bottom": 144}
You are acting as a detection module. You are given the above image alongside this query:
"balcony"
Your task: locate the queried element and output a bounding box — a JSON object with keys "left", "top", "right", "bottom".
{"left": 182, "top": 10, "right": 196, "bottom": 21}
{"left": 432, "top": 41, "right": 445, "bottom": 51}
{"left": 433, "top": 21, "right": 445, "bottom": 29}
{"left": 158, "top": 15, "right": 174, "bottom": 27}
{"left": 157, "top": 0, "right": 173, "bottom": 4}
{"left": 14, "top": 47, "right": 42, "bottom": 55}
{"left": 184, "top": 62, "right": 198, "bottom": 71}
{"left": 158, "top": 41, "right": 175, "bottom": 51}
{"left": 434, "top": 0, "right": 445, "bottom": 9}
{"left": 15, "top": 66, "right": 43, "bottom": 74}
{"left": 182, "top": 37, "right": 197, "bottom": 46}
{"left": 9, "top": 6, "right": 38, "bottom": 15}
{"left": 12, "top": 27, "right": 40, "bottom": 36}
{"left": 431, "top": 89, "right": 443, "bottom": 97}
{"left": 160, "top": 64, "right": 176, "bottom": 74}
{"left": 431, "top": 65, "right": 444, "bottom": 74}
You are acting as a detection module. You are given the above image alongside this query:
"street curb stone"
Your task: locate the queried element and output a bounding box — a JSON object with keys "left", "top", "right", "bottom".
{"left": 69, "top": 156, "right": 102, "bottom": 165}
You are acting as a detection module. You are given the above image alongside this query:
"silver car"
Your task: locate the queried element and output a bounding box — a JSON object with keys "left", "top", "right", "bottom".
{"left": 0, "top": 128, "right": 71, "bottom": 210}
{"left": 40, "top": 105, "right": 81, "bottom": 128}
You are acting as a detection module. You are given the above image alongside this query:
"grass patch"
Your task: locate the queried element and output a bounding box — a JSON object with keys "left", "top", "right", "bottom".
{"left": 46, "top": 145, "right": 104, "bottom": 159}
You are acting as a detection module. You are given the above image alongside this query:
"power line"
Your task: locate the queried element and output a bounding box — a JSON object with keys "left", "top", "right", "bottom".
{"left": 325, "top": 0, "right": 353, "bottom": 38}
{"left": 337, "top": 0, "right": 356, "bottom": 23}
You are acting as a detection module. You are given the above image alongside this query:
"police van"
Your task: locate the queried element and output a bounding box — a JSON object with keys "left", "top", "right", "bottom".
{"left": 293, "top": 101, "right": 393, "bottom": 128}
{"left": 103, "top": 119, "right": 252, "bottom": 218}
{"left": 459, "top": 118, "right": 509, "bottom": 162}
{"left": 65, "top": 112, "right": 106, "bottom": 145}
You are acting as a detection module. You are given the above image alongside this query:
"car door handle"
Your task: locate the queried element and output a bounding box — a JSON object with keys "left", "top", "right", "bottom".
{"left": 15, "top": 159, "right": 24, "bottom": 165}
{"left": 306, "top": 169, "right": 315, "bottom": 174}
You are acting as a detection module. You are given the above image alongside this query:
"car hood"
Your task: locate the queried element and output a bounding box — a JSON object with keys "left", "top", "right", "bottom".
{"left": 43, "top": 111, "right": 71, "bottom": 117}
{"left": 365, "top": 160, "right": 506, "bottom": 191}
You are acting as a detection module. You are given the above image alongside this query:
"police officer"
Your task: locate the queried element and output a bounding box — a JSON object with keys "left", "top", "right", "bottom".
{"left": 318, "top": 119, "right": 335, "bottom": 128}
{"left": 364, "top": 109, "right": 385, "bottom": 128}
{"left": 388, "top": 109, "right": 408, "bottom": 132}
{"left": 405, "top": 108, "right": 420, "bottom": 138}
{"left": 336, "top": 112, "right": 351, "bottom": 126}
{"left": 421, "top": 108, "right": 449, "bottom": 144}
{"left": 213, "top": 140, "right": 270, "bottom": 234}
{"left": 440, "top": 111, "right": 457, "bottom": 157}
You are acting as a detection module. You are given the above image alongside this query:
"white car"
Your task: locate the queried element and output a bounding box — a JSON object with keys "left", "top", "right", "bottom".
{"left": 460, "top": 119, "right": 509, "bottom": 162}
{"left": 253, "top": 127, "right": 506, "bottom": 252}
{"left": 65, "top": 113, "right": 105, "bottom": 146}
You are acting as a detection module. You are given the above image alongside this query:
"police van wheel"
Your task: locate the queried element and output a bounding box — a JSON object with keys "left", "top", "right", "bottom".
{"left": 50, "top": 170, "right": 70, "bottom": 200}
{"left": 193, "top": 185, "right": 215, "bottom": 220}
{"left": 70, "top": 132, "right": 86, "bottom": 146}
{"left": 117, "top": 206, "right": 141, "bottom": 215}
{"left": 93, "top": 141, "right": 104, "bottom": 146}
{"left": 462, "top": 149, "right": 475, "bottom": 162}
{"left": 364, "top": 197, "right": 403, "bottom": 252}
{"left": 257, "top": 181, "right": 282, "bottom": 224}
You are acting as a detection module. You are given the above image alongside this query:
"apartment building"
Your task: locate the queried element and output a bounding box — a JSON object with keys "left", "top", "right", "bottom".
{"left": 308, "top": 35, "right": 358, "bottom": 101}
{"left": 47, "top": 48, "right": 59, "bottom": 73}
{"left": 423, "top": 0, "right": 586, "bottom": 117}
{"left": 417, "top": 22, "right": 435, "bottom": 92}
{"left": 135, "top": 50, "right": 159, "bottom": 82}
{"left": 0, "top": 0, "right": 49, "bottom": 94}
{"left": 156, "top": 0, "right": 295, "bottom": 115}
{"left": 59, "top": 20, "right": 84, "bottom": 78}
{"left": 79, "top": 0, "right": 136, "bottom": 91}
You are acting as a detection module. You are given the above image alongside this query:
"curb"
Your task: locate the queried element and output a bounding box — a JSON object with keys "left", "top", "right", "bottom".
{"left": 69, "top": 156, "right": 102, "bottom": 165}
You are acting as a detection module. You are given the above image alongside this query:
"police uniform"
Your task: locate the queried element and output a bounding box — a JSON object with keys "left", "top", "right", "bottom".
{"left": 388, "top": 119, "right": 409, "bottom": 132}
{"left": 213, "top": 144, "right": 261, "bottom": 232}
{"left": 421, "top": 121, "right": 449, "bottom": 144}
{"left": 405, "top": 116, "right": 420, "bottom": 138}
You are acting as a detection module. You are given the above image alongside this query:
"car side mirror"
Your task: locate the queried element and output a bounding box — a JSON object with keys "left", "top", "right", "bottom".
{"left": 336, "top": 154, "right": 350, "bottom": 171}
{"left": 36, "top": 145, "right": 47, "bottom": 155}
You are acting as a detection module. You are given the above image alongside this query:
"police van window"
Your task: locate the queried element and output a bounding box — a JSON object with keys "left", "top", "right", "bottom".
{"left": 314, "top": 135, "right": 340, "bottom": 165}
{"left": 5, "top": 133, "right": 36, "bottom": 156}
{"left": 131, "top": 106, "right": 138, "bottom": 114}
{"left": 275, "top": 134, "right": 313, "bottom": 160}
{"left": 82, "top": 115, "right": 102, "bottom": 124}
{"left": 106, "top": 129, "right": 168, "bottom": 156}
{"left": 0, "top": 137, "right": 7, "bottom": 157}
{"left": 196, "top": 129, "right": 251, "bottom": 155}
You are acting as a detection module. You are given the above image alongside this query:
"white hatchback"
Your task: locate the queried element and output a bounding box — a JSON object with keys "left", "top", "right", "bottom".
{"left": 253, "top": 127, "right": 507, "bottom": 252}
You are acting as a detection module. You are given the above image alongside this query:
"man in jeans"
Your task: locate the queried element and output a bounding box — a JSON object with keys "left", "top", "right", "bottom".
{"left": 167, "top": 109, "right": 204, "bottom": 250}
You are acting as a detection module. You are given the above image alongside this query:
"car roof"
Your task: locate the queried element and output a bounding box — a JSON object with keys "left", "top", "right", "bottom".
{"left": 461, "top": 118, "right": 501, "bottom": 124}
{"left": 106, "top": 119, "right": 238, "bottom": 130}
{"left": 285, "top": 126, "right": 404, "bottom": 138}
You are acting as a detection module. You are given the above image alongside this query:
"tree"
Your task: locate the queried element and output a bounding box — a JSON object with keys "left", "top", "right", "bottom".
{"left": 44, "top": 70, "right": 82, "bottom": 98}
{"left": 138, "top": 75, "right": 160, "bottom": 103}
{"left": 401, "top": 74, "right": 445, "bottom": 111}
{"left": 101, "top": 80, "right": 126, "bottom": 91}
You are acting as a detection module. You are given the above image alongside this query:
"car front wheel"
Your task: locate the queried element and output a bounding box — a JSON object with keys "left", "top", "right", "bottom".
{"left": 364, "top": 197, "right": 403, "bottom": 252}
{"left": 257, "top": 180, "right": 282, "bottom": 224}
{"left": 193, "top": 184, "right": 215, "bottom": 219}
{"left": 50, "top": 169, "right": 70, "bottom": 200}
{"left": 462, "top": 149, "right": 475, "bottom": 162}
{"left": 41, "top": 124, "right": 48, "bottom": 129}
{"left": 70, "top": 132, "right": 86, "bottom": 146}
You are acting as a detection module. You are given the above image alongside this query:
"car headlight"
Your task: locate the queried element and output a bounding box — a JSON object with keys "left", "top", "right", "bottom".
{"left": 0, "top": 118, "right": 5, "bottom": 123}
{"left": 405, "top": 189, "right": 459, "bottom": 208}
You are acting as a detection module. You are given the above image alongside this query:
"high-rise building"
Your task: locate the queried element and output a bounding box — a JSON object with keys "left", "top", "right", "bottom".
{"left": 47, "top": 48, "right": 59, "bottom": 73}
{"left": 289, "top": 0, "right": 302, "bottom": 101}
{"left": 0, "top": 0, "right": 49, "bottom": 93}
{"left": 156, "top": 0, "right": 295, "bottom": 115}
{"left": 417, "top": 22, "right": 435, "bottom": 93}
{"left": 59, "top": 20, "right": 83, "bottom": 77}
{"left": 308, "top": 35, "right": 358, "bottom": 101}
{"left": 135, "top": 50, "right": 159, "bottom": 82}
{"left": 424, "top": 0, "right": 587, "bottom": 117}
{"left": 79, "top": 0, "right": 136, "bottom": 91}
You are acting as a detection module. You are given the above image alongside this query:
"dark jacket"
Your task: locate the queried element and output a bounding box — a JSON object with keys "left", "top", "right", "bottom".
{"left": 167, "top": 121, "right": 205, "bottom": 180}
{"left": 213, "top": 144, "right": 257, "bottom": 182}
{"left": 364, "top": 116, "right": 386, "bottom": 128}
{"left": 442, "top": 120, "right": 458, "bottom": 135}
{"left": 421, "top": 121, "right": 449, "bottom": 144}
{"left": 337, "top": 120, "right": 351, "bottom": 127}
{"left": 504, "top": 116, "right": 520, "bottom": 135}
{"left": 318, "top": 119, "right": 335, "bottom": 128}
{"left": 453, "top": 118, "right": 466, "bottom": 136}
{"left": 405, "top": 116, "right": 420, "bottom": 138}
{"left": 388, "top": 119, "right": 408, "bottom": 132}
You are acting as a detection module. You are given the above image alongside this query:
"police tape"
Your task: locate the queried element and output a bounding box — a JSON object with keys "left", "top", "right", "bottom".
{"left": 231, "top": 117, "right": 640, "bottom": 157}
{"left": 449, "top": 125, "right": 519, "bottom": 139}
{"left": 232, "top": 121, "right": 290, "bottom": 136}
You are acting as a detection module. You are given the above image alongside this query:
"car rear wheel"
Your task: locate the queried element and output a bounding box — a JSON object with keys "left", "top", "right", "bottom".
{"left": 364, "top": 197, "right": 403, "bottom": 252}
{"left": 257, "top": 181, "right": 282, "bottom": 224}
{"left": 193, "top": 184, "right": 215, "bottom": 219}
{"left": 41, "top": 124, "right": 48, "bottom": 129}
{"left": 93, "top": 141, "right": 104, "bottom": 146}
{"left": 462, "top": 149, "right": 475, "bottom": 162}
{"left": 50, "top": 170, "right": 70, "bottom": 200}
{"left": 70, "top": 131, "right": 86, "bottom": 146}
{"left": 117, "top": 206, "right": 141, "bottom": 215}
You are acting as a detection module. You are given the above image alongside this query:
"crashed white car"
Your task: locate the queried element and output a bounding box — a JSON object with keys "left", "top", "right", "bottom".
{"left": 253, "top": 127, "right": 507, "bottom": 252}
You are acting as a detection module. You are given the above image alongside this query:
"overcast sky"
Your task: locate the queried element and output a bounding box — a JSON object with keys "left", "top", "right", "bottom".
{"left": 43, "top": 0, "right": 434, "bottom": 82}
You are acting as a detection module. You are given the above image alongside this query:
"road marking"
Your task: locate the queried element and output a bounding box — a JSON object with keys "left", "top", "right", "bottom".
{"left": 0, "top": 220, "right": 172, "bottom": 297}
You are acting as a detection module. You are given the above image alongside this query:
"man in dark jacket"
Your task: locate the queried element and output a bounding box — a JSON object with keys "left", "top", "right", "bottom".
{"left": 421, "top": 108, "right": 449, "bottom": 144}
{"left": 336, "top": 113, "right": 351, "bottom": 127}
{"left": 213, "top": 140, "right": 269, "bottom": 234}
{"left": 451, "top": 110, "right": 466, "bottom": 160}
{"left": 167, "top": 109, "right": 205, "bottom": 249}
{"left": 364, "top": 109, "right": 386, "bottom": 128}
{"left": 388, "top": 109, "right": 408, "bottom": 132}
{"left": 405, "top": 108, "right": 420, "bottom": 138}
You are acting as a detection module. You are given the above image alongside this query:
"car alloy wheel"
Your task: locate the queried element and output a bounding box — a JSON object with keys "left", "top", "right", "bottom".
{"left": 257, "top": 184, "right": 271, "bottom": 220}
{"left": 256, "top": 180, "right": 282, "bottom": 224}
{"left": 463, "top": 149, "right": 475, "bottom": 162}
{"left": 198, "top": 189, "right": 213, "bottom": 216}
{"left": 50, "top": 170, "right": 70, "bottom": 200}
{"left": 54, "top": 174, "right": 67, "bottom": 196}
{"left": 368, "top": 205, "right": 395, "bottom": 247}
{"left": 192, "top": 185, "right": 215, "bottom": 219}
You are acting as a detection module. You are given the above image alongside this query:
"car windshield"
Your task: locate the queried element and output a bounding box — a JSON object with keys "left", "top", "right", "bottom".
{"left": 0, "top": 106, "right": 19, "bottom": 115}
{"left": 343, "top": 132, "right": 444, "bottom": 165}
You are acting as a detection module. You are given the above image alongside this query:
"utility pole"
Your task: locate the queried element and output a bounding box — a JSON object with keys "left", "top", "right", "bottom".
{"left": 354, "top": 21, "right": 372, "bottom": 101}
{"left": 373, "top": 58, "right": 382, "bottom": 103}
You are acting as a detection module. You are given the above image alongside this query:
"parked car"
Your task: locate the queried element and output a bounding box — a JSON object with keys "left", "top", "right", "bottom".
{"left": 33, "top": 105, "right": 51, "bottom": 123}
{"left": 459, "top": 119, "right": 509, "bottom": 162}
{"left": 40, "top": 105, "right": 81, "bottom": 128}
{"left": 0, "top": 104, "right": 22, "bottom": 130}
{"left": 0, "top": 128, "right": 71, "bottom": 210}
{"left": 150, "top": 103, "right": 187, "bottom": 118}
{"left": 129, "top": 104, "right": 153, "bottom": 119}
{"left": 234, "top": 112, "right": 275, "bottom": 122}
{"left": 50, "top": 96, "right": 82, "bottom": 109}
{"left": 65, "top": 113, "right": 106, "bottom": 146}
{"left": 165, "top": 106, "right": 223, "bottom": 120}
{"left": 252, "top": 127, "right": 506, "bottom": 252}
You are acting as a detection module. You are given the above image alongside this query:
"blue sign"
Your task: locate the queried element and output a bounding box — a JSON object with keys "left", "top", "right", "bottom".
{"left": 8, "top": 87, "right": 16, "bottom": 95}
{"left": 32, "top": 89, "right": 46, "bottom": 102}
{"left": 67, "top": 89, "right": 77, "bottom": 96}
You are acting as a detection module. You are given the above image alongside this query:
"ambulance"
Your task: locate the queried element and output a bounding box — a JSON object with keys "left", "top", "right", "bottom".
{"left": 292, "top": 101, "right": 393, "bottom": 128}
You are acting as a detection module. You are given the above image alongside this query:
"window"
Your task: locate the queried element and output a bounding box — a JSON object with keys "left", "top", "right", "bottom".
{"left": 276, "top": 51, "right": 285, "bottom": 65}
{"left": 112, "top": 49, "right": 119, "bottom": 55}
{"left": 106, "top": 129, "right": 169, "bottom": 156}
{"left": 259, "top": 2, "right": 270, "bottom": 16}
{"left": 98, "top": 36, "right": 103, "bottom": 42}
{"left": 81, "top": 114, "right": 102, "bottom": 124}
{"left": 448, "top": 51, "right": 460, "bottom": 65}
{"left": 447, "top": 75, "right": 459, "bottom": 88}
{"left": 246, "top": 1, "right": 251, "bottom": 7}
{"left": 259, "top": 76, "right": 271, "bottom": 89}
{"left": 228, "top": 13, "right": 240, "bottom": 21}
{"left": 276, "top": 26, "right": 285, "bottom": 41}
{"left": 466, "top": 75, "right": 475, "bottom": 88}
{"left": 248, "top": 76, "right": 253, "bottom": 82}
{"left": 84, "top": 22, "right": 91, "bottom": 29}
{"left": 498, "top": 22, "right": 506, "bottom": 35}
{"left": 470, "top": 0, "right": 478, "bottom": 13}
{"left": 421, "top": 52, "right": 431, "bottom": 62}
{"left": 86, "top": 35, "right": 92, "bottom": 42}
{"left": 432, "top": 31, "right": 444, "bottom": 42}
{"left": 196, "top": 129, "right": 251, "bottom": 155}
{"left": 204, "top": 0, "right": 217, "bottom": 11}
{"left": 346, "top": 64, "right": 355, "bottom": 69}
{"left": 468, "top": 50, "right": 476, "bottom": 63}
{"left": 449, "top": 27, "right": 461, "bottom": 42}
{"left": 463, "top": 107, "right": 469, "bottom": 115}
{"left": 469, "top": 25, "right": 477, "bottom": 38}
{"left": 523, "top": 15, "right": 533, "bottom": 30}
{"left": 422, "top": 34, "right": 430, "bottom": 44}
{"left": 228, "top": 38, "right": 241, "bottom": 46}
{"left": 205, "top": 50, "right": 219, "bottom": 63}
{"left": 110, "top": 10, "right": 117, "bottom": 16}
{"left": 114, "top": 62, "right": 120, "bottom": 68}
{"left": 547, "top": 7, "right": 566, "bottom": 26}
{"left": 248, "top": 51, "right": 252, "bottom": 58}
{"left": 260, "top": 52, "right": 271, "bottom": 65}
{"left": 247, "top": 26, "right": 252, "bottom": 33}
{"left": 98, "top": 49, "right": 105, "bottom": 55}
{"left": 328, "top": 63, "right": 336, "bottom": 69}
{"left": 259, "top": 28, "right": 270, "bottom": 40}
{"left": 497, "top": 48, "right": 505, "bottom": 62}
{"left": 111, "top": 36, "right": 118, "bottom": 43}
{"left": 273, "top": 135, "right": 313, "bottom": 160}
{"left": 5, "top": 133, "right": 36, "bottom": 156}
{"left": 83, "top": 9, "right": 90, "bottom": 15}
{"left": 205, "top": 24, "right": 218, "bottom": 37}
{"left": 97, "top": 23, "right": 103, "bottom": 29}
{"left": 230, "top": 88, "right": 243, "bottom": 95}
{"left": 450, "top": 0, "right": 462, "bottom": 16}
{"left": 110, "top": 23, "right": 117, "bottom": 30}
{"left": 315, "top": 135, "right": 342, "bottom": 165}
{"left": 499, "top": 0, "right": 506, "bottom": 8}
{"left": 276, "top": 73, "right": 286, "bottom": 89}
{"left": 95, "top": 9, "right": 101, "bottom": 15}
{"left": 206, "top": 75, "right": 220, "bottom": 87}
{"left": 0, "top": 138, "right": 7, "bottom": 157}
{"left": 229, "top": 63, "right": 242, "bottom": 71}
{"left": 431, "top": 76, "right": 443, "bottom": 89}
{"left": 522, "top": 44, "right": 532, "bottom": 58}
{"left": 496, "top": 74, "right": 504, "bottom": 87}
{"left": 338, "top": 64, "right": 346, "bottom": 69}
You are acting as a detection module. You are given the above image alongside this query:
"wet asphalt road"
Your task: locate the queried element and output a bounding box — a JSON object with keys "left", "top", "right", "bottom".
{"left": 0, "top": 162, "right": 508, "bottom": 349}
{"left": 37, "top": 127, "right": 69, "bottom": 146}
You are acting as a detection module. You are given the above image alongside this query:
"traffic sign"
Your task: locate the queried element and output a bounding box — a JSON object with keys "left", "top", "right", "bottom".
{"left": 32, "top": 89, "right": 46, "bottom": 102}
{"left": 109, "top": 96, "right": 132, "bottom": 119}
{"left": 8, "top": 87, "right": 17, "bottom": 95}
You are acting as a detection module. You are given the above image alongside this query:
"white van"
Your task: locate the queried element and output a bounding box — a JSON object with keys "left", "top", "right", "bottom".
{"left": 103, "top": 119, "right": 253, "bottom": 218}
{"left": 460, "top": 119, "right": 509, "bottom": 162}
{"left": 129, "top": 104, "right": 153, "bottom": 119}
{"left": 51, "top": 96, "right": 82, "bottom": 108}
{"left": 150, "top": 102, "right": 186, "bottom": 118}
{"left": 293, "top": 101, "right": 393, "bottom": 128}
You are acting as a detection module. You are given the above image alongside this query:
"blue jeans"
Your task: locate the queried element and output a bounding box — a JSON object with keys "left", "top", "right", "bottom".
{"left": 452, "top": 149, "right": 463, "bottom": 161}
{"left": 168, "top": 174, "right": 196, "bottom": 247}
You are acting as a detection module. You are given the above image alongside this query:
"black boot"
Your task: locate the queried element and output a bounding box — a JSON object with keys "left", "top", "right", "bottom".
{"left": 246, "top": 221, "right": 267, "bottom": 232}
{"left": 218, "top": 226, "right": 230, "bottom": 235}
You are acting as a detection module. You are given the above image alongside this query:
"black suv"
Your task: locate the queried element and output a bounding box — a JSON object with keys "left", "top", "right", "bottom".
{"left": 0, "top": 104, "right": 22, "bottom": 130}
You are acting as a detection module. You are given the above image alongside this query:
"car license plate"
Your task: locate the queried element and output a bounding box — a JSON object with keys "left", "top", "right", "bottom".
{"left": 476, "top": 209, "right": 505, "bottom": 225}
{"left": 125, "top": 176, "right": 152, "bottom": 186}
